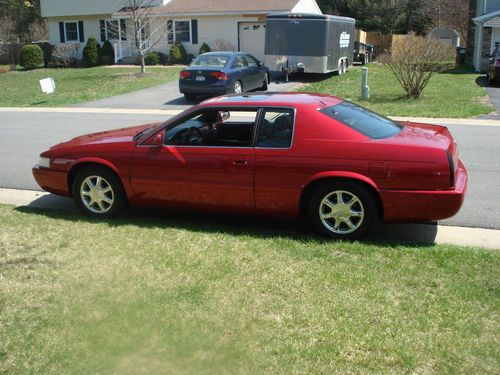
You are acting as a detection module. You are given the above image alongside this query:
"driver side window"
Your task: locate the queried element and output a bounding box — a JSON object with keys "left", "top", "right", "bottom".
{"left": 164, "top": 108, "right": 258, "bottom": 147}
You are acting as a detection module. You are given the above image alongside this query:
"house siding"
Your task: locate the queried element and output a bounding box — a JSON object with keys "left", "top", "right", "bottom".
{"left": 486, "top": 0, "right": 500, "bottom": 13}
{"left": 47, "top": 15, "right": 112, "bottom": 45}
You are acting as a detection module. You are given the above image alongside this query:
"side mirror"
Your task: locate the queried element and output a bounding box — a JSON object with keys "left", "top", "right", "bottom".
{"left": 152, "top": 132, "right": 163, "bottom": 146}
{"left": 217, "top": 111, "right": 230, "bottom": 121}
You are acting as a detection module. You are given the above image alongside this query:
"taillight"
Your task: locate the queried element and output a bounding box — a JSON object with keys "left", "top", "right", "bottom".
{"left": 494, "top": 59, "right": 500, "bottom": 67}
{"left": 179, "top": 71, "right": 191, "bottom": 79}
{"left": 446, "top": 150, "right": 455, "bottom": 188}
{"left": 210, "top": 71, "right": 229, "bottom": 80}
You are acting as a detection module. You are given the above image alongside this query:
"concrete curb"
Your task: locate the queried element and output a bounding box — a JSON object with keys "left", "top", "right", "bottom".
{"left": 1, "top": 188, "right": 498, "bottom": 250}
{"left": 2, "top": 107, "right": 500, "bottom": 127}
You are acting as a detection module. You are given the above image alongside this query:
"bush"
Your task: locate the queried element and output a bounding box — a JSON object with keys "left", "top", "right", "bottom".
{"left": 145, "top": 51, "right": 160, "bottom": 66}
{"left": 379, "top": 35, "right": 455, "bottom": 98}
{"left": 158, "top": 51, "right": 168, "bottom": 65}
{"left": 37, "top": 42, "right": 54, "bottom": 67}
{"left": 49, "top": 44, "right": 80, "bottom": 68}
{"left": 101, "top": 40, "right": 114, "bottom": 65}
{"left": 82, "top": 36, "right": 99, "bottom": 67}
{"left": 199, "top": 42, "right": 211, "bottom": 55}
{"left": 169, "top": 42, "right": 187, "bottom": 64}
{"left": 0, "top": 65, "right": 12, "bottom": 74}
{"left": 20, "top": 44, "right": 44, "bottom": 69}
{"left": 212, "top": 39, "right": 236, "bottom": 52}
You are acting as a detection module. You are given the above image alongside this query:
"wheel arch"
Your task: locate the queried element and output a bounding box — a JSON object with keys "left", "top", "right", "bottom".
{"left": 67, "top": 158, "right": 122, "bottom": 198}
{"left": 299, "top": 172, "right": 384, "bottom": 220}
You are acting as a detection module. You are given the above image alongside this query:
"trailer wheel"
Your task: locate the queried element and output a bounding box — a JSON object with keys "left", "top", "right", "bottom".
{"left": 336, "top": 60, "right": 344, "bottom": 76}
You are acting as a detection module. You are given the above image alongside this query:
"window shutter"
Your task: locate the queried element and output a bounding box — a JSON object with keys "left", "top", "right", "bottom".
{"left": 120, "top": 19, "right": 127, "bottom": 41}
{"left": 78, "top": 21, "right": 84, "bottom": 42}
{"left": 100, "top": 20, "right": 106, "bottom": 42}
{"left": 191, "top": 19, "right": 198, "bottom": 44}
{"left": 167, "top": 20, "right": 173, "bottom": 44}
{"left": 59, "top": 22, "right": 65, "bottom": 43}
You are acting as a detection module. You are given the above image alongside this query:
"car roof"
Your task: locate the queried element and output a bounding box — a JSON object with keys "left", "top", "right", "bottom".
{"left": 198, "top": 51, "right": 238, "bottom": 56}
{"left": 199, "top": 92, "right": 343, "bottom": 108}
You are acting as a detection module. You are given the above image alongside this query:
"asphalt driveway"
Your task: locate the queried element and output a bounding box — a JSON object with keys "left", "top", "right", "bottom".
{"left": 74, "top": 78, "right": 301, "bottom": 110}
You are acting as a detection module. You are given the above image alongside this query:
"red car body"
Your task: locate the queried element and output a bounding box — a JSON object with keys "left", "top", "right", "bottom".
{"left": 33, "top": 93, "right": 467, "bottom": 235}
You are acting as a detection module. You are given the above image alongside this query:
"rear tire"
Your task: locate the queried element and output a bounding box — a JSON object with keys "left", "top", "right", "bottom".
{"left": 308, "top": 181, "right": 377, "bottom": 240}
{"left": 184, "top": 93, "right": 197, "bottom": 101}
{"left": 72, "top": 166, "right": 126, "bottom": 219}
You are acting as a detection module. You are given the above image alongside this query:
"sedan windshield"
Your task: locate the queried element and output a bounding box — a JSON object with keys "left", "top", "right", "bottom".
{"left": 191, "top": 54, "right": 230, "bottom": 67}
{"left": 320, "top": 102, "right": 401, "bottom": 139}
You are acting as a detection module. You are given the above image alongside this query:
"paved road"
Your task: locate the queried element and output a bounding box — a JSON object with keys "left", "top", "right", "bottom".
{"left": 0, "top": 111, "right": 498, "bottom": 229}
{"left": 74, "top": 79, "right": 301, "bottom": 110}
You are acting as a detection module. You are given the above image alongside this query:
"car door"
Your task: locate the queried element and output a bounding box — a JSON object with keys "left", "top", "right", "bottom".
{"left": 231, "top": 54, "right": 251, "bottom": 90}
{"left": 129, "top": 107, "right": 258, "bottom": 212}
{"left": 253, "top": 107, "right": 298, "bottom": 216}
{"left": 244, "top": 54, "right": 264, "bottom": 89}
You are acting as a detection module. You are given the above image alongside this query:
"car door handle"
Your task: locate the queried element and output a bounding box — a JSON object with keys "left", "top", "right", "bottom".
{"left": 233, "top": 159, "right": 248, "bottom": 165}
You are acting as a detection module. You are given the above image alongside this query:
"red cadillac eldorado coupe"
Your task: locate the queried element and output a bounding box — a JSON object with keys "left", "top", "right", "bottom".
{"left": 33, "top": 93, "right": 467, "bottom": 239}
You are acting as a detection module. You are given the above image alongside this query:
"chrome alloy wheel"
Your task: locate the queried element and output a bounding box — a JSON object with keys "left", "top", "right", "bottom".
{"left": 319, "top": 190, "right": 364, "bottom": 235}
{"left": 234, "top": 81, "right": 242, "bottom": 93}
{"left": 80, "top": 175, "right": 114, "bottom": 214}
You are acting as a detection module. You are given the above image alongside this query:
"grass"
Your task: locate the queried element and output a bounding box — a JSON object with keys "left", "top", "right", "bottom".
{"left": 0, "top": 66, "right": 182, "bottom": 107}
{"left": 298, "top": 64, "right": 494, "bottom": 118}
{"left": 0, "top": 204, "right": 498, "bottom": 374}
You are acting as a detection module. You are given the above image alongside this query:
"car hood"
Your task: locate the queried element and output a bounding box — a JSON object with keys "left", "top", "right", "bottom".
{"left": 50, "top": 123, "right": 160, "bottom": 149}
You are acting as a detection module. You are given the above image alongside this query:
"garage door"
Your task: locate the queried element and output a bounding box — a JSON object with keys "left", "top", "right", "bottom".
{"left": 239, "top": 22, "right": 266, "bottom": 61}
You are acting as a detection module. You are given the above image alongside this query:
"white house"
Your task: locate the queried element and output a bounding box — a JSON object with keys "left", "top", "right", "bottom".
{"left": 40, "top": 0, "right": 322, "bottom": 63}
{"left": 469, "top": 0, "right": 500, "bottom": 71}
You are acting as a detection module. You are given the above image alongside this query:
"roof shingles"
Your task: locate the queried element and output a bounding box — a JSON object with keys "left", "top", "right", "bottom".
{"left": 147, "top": 0, "right": 300, "bottom": 15}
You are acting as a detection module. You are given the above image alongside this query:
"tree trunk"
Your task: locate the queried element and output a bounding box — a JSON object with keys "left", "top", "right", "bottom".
{"left": 140, "top": 55, "right": 146, "bottom": 74}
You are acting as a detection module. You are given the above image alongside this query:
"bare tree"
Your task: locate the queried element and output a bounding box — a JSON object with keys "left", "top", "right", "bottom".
{"left": 427, "top": 0, "right": 469, "bottom": 45}
{"left": 379, "top": 34, "right": 455, "bottom": 98}
{"left": 120, "top": 0, "right": 173, "bottom": 73}
{"left": 0, "top": 16, "right": 15, "bottom": 59}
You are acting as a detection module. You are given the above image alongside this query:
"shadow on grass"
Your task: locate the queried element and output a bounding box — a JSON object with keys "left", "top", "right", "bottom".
{"left": 13, "top": 194, "right": 438, "bottom": 249}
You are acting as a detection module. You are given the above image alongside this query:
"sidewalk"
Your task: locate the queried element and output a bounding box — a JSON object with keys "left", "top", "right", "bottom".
{"left": 0, "top": 188, "right": 498, "bottom": 250}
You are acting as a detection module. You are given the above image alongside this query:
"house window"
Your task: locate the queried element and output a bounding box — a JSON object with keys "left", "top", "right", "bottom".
{"left": 174, "top": 20, "right": 191, "bottom": 43}
{"left": 100, "top": 19, "right": 127, "bottom": 41}
{"left": 64, "top": 21, "right": 79, "bottom": 42}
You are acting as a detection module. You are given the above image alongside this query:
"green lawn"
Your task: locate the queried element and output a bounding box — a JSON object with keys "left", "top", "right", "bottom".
{"left": 0, "top": 204, "right": 498, "bottom": 374}
{"left": 298, "top": 64, "right": 494, "bottom": 118}
{"left": 0, "top": 66, "right": 182, "bottom": 107}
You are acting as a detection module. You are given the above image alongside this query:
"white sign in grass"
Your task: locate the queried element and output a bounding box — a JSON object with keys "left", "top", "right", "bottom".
{"left": 39, "top": 77, "right": 56, "bottom": 94}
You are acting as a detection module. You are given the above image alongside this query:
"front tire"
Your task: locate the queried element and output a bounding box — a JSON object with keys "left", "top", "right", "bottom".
{"left": 308, "top": 181, "right": 377, "bottom": 240}
{"left": 259, "top": 75, "right": 268, "bottom": 91}
{"left": 72, "top": 166, "right": 126, "bottom": 219}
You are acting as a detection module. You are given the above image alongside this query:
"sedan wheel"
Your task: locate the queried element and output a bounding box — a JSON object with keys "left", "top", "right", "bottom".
{"left": 233, "top": 81, "right": 243, "bottom": 94}
{"left": 308, "top": 181, "right": 377, "bottom": 240}
{"left": 73, "top": 166, "right": 126, "bottom": 218}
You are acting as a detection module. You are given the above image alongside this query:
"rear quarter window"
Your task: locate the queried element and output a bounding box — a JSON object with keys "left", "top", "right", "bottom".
{"left": 320, "top": 102, "right": 401, "bottom": 139}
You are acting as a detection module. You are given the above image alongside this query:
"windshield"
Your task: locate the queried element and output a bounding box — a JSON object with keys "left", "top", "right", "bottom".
{"left": 191, "top": 54, "right": 230, "bottom": 67}
{"left": 320, "top": 102, "right": 401, "bottom": 139}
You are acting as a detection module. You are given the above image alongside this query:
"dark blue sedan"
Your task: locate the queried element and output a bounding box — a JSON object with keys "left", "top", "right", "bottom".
{"left": 179, "top": 52, "right": 269, "bottom": 100}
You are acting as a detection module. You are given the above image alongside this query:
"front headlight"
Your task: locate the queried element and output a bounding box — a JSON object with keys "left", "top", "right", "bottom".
{"left": 39, "top": 156, "right": 51, "bottom": 168}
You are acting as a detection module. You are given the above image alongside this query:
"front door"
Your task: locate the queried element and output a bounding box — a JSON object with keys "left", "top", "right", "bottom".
{"left": 129, "top": 107, "right": 259, "bottom": 212}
